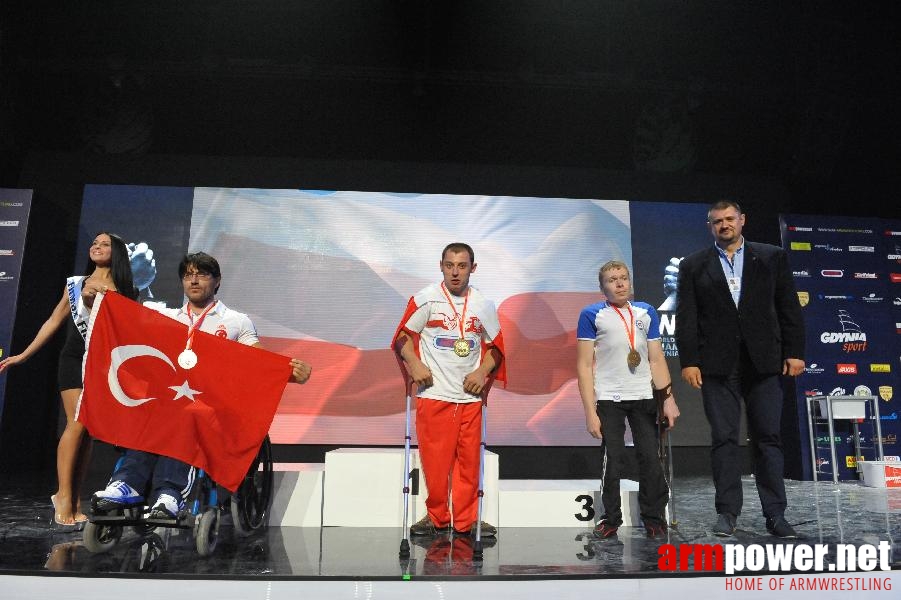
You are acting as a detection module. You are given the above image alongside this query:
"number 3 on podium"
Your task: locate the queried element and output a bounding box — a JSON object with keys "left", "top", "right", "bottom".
{"left": 574, "top": 494, "right": 595, "bottom": 521}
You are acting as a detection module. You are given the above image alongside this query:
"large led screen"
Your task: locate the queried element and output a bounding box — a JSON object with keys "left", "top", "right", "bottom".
{"left": 77, "top": 185, "right": 710, "bottom": 445}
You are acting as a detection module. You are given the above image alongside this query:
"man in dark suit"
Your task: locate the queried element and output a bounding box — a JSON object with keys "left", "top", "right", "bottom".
{"left": 675, "top": 200, "right": 805, "bottom": 538}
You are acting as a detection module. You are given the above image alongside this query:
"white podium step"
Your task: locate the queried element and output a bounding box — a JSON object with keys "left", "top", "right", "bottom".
{"left": 498, "top": 479, "right": 641, "bottom": 527}
{"left": 267, "top": 452, "right": 651, "bottom": 529}
{"left": 269, "top": 463, "right": 324, "bottom": 527}
{"left": 322, "top": 448, "right": 499, "bottom": 527}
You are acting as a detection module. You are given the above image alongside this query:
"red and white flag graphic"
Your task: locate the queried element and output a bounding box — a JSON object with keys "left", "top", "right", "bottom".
{"left": 78, "top": 292, "right": 290, "bottom": 492}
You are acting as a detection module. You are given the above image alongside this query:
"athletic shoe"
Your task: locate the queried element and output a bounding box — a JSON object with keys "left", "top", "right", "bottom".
{"left": 92, "top": 481, "right": 144, "bottom": 511}
{"left": 410, "top": 516, "right": 443, "bottom": 537}
{"left": 148, "top": 493, "right": 183, "bottom": 519}
{"left": 593, "top": 520, "right": 619, "bottom": 539}
{"left": 713, "top": 513, "right": 736, "bottom": 537}
{"left": 645, "top": 521, "right": 668, "bottom": 539}
{"left": 766, "top": 516, "right": 798, "bottom": 539}
{"left": 467, "top": 521, "right": 497, "bottom": 538}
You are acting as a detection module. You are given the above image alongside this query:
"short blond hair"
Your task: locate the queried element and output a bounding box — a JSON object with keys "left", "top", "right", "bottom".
{"left": 598, "top": 260, "right": 630, "bottom": 285}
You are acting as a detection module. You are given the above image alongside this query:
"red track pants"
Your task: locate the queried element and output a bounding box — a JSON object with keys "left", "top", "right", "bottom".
{"left": 416, "top": 397, "right": 482, "bottom": 532}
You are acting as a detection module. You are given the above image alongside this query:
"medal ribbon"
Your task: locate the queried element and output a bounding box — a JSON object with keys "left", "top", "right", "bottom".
{"left": 184, "top": 301, "right": 217, "bottom": 351}
{"left": 610, "top": 302, "right": 636, "bottom": 354}
{"left": 440, "top": 283, "right": 470, "bottom": 342}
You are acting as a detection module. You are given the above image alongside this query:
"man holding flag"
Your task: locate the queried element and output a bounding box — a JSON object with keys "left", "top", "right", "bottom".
{"left": 84, "top": 252, "right": 311, "bottom": 519}
{"left": 392, "top": 242, "right": 505, "bottom": 538}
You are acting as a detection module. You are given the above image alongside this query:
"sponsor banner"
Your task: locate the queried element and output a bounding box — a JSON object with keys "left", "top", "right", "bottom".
{"left": 791, "top": 241, "right": 811, "bottom": 251}
{"left": 0, "top": 189, "right": 33, "bottom": 423}
{"left": 781, "top": 213, "right": 901, "bottom": 482}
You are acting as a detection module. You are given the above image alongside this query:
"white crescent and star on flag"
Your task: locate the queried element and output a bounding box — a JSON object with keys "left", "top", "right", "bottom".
{"left": 107, "top": 344, "right": 203, "bottom": 407}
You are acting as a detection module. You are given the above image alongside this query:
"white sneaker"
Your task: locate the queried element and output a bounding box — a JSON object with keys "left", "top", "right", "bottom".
{"left": 93, "top": 481, "right": 143, "bottom": 508}
{"left": 149, "top": 493, "right": 182, "bottom": 519}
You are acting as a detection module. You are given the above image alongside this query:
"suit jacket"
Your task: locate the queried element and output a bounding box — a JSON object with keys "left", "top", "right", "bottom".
{"left": 675, "top": 241, "right": 805, "bottom": 376}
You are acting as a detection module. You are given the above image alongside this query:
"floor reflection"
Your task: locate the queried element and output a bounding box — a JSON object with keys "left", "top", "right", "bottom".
{"left": 1, "top": 475, "right": 899, "bottom": 578}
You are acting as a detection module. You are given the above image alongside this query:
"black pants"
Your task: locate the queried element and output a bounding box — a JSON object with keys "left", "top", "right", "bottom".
{"left": 596, "top": 397, "right": 668, "bottom": 527}
{"left": 701, "top": 361, "right": 787, "bottom": 519}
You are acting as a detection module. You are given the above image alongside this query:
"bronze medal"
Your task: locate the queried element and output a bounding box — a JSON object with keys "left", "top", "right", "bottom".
{"left": 627, "top": 349, "right": 641, "bottom": 370}
{"left": 453, "top": 338, "right": 471, "bottom": 357}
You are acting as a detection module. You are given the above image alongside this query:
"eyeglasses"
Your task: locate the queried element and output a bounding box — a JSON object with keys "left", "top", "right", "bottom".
{"left": 182, "top": 271, "right": 214, "bottom": 281}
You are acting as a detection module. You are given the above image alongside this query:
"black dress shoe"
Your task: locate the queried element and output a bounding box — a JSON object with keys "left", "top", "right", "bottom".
{"left": 766, "top": 516, "right": 798, "bottom": 539}
{"left": 713, "top": 513, "right": 736, "bottom": 537}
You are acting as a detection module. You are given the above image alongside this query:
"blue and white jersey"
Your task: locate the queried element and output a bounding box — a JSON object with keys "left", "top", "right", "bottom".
{"left": 577, "top": 300, "right": 660, "bottom": 402}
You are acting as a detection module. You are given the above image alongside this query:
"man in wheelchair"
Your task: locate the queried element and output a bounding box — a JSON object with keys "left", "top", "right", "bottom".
{"left": 90, "top": 252, "right": 311, "bottom": 519}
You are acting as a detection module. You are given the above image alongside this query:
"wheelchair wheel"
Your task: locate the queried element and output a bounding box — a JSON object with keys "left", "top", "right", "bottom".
{"left": 83, "top": 521, "right": 123, "bottom": 554}
{"left": 231, "top": 435, "right": 273, "bottom": 537}
{"left": 195, "top": 507, "right": 219, "bottom": 557}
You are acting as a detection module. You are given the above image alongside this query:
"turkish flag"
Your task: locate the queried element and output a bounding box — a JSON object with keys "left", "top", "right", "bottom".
{"left": 78, "top": 292, "right": 290, "bottom": 492}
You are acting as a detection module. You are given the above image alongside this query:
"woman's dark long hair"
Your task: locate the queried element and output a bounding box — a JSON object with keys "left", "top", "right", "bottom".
{"left": 82, "top": 232, "right": 138, "bottom": 300}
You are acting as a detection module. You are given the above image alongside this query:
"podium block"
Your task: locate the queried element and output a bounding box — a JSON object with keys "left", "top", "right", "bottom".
{"left": 269, "top": 463, "right": 324, "bottom": 527}
{"left": 322, "top": 448, "right": 499, "bottom": 527}
{"left": 498, "top": 479, "right": 641, "bottom": 527}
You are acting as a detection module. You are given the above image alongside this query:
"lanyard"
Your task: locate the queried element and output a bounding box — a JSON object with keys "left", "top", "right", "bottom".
{"left": 610, "top": 302, "right": 636, "bottom": 353}
{"left": 440, "top": 283, "right": 470, "bottom": 340}
{"left": 184, "top": 301, "right": 217, "bottom": 351}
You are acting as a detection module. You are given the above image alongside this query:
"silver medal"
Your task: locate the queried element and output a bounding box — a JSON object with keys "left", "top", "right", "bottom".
{"left": 178, "top": 349, "right": 198, "bottom": 370}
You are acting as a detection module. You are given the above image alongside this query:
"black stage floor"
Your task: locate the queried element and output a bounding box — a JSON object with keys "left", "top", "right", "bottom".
{"left": 1, "top": 473, "right": 899, "bottom": 581}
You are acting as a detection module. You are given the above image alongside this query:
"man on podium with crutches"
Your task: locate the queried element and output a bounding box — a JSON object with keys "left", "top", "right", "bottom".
{"left": 392, "top": 242, "right": 505, "bottom": 546}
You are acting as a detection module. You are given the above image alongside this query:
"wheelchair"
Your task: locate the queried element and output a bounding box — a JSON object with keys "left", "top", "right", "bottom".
{"left": 82, "top": 436, "right": 273, "bottom": 557}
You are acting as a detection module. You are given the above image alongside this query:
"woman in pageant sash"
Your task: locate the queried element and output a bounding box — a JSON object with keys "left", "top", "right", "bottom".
{"left": 0, "top": 232, "right": 136, "bottom": 527}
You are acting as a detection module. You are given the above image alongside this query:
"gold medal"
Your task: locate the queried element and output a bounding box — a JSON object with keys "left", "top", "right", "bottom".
{"left": 441, "top": 283, "right": 474, "bottom": 359}
{"left": 627, "top": 349, "right": 641, "bottom": 370}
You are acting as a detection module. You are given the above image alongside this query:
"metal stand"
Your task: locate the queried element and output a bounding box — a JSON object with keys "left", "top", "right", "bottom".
{"left": 807, "top": 394, "right": 884, "bottom": 483}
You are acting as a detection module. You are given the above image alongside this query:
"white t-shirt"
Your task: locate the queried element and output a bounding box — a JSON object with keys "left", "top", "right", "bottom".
{"left": 157, "top": 300, "right": 259, "bottom": 346}
{"left": 577, "top": 300, "right": 660, "bottom": 402}
{"left": 402, "top": 284, "right": 501, "bottom": 404}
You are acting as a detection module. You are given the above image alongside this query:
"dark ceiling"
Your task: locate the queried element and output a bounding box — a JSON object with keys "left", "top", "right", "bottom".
{"left": 1, "top": 1, "right": 899, "bottom": 213}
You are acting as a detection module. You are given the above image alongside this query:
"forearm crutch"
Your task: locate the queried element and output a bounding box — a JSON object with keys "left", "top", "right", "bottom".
{"left": 399, "top": 378, "right": 414, "bottom": 559}
{"left": 472, "top": 399, "right": 488, "bottom": 561}
{"left": 655, "top": 391, "right": 677, "bottom": 527}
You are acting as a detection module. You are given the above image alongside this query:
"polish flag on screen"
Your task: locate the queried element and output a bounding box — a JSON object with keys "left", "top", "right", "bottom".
{"left": 77, "top": 292, "right": 290, "bottom": 492}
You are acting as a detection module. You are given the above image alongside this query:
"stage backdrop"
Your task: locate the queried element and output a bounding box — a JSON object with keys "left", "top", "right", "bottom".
{"left": 77, "top": 185, "right": 711, "bottom": 446}
{"left": 0, "top": 189, "right": 33, "bottom": 423}
{"left": 781, "top": 215, "right": 901, "bottom": 480}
